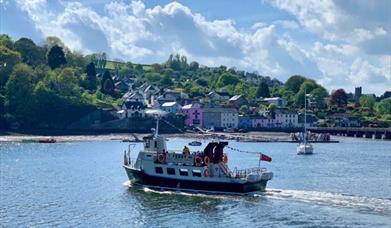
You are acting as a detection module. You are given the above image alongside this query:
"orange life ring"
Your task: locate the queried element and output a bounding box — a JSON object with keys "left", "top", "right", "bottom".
{"left": 204, "top": 168, "right": 209, "bottom": 177}
{"left": 195, "top": 156, "right": 202, "bottom": 166}
{"left": 204, "top": 156, "right": 210, "bottom": 165}
{"left": 158, "top": 153, "right": 166, "bottom": 163}
{"left": 223, "top": 154, "right": 228, "bottom": 163}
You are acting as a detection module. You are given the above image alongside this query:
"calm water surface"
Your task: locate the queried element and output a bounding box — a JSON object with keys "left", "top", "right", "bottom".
{"left": 1, "top": 137, "right": 390, "bottom": 227}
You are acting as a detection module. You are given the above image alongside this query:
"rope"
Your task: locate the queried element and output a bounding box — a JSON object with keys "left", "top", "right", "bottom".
{"left": 225, "top": 146, "right": 262, "bottom": 155}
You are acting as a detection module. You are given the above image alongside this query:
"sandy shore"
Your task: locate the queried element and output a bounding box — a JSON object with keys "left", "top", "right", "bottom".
{"left": 0, "top": 131, "right": 292, "bottom": 143}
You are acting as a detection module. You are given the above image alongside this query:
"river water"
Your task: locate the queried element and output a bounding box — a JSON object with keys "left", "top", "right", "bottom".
{"left": 1, "top": 137, "right": 390, "bottom": 227}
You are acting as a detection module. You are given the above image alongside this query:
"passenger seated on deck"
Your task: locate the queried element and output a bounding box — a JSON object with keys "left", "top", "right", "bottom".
{"left": 182, "top": 146, "right": 190, "bottom": 156}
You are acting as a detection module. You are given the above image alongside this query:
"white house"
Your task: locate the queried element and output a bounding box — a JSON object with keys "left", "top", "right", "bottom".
{"left": 274, "top": 108, "right": 299, "bottom": 128}
{"left": 161, "top": 101, "right": 182, "bottom": 113}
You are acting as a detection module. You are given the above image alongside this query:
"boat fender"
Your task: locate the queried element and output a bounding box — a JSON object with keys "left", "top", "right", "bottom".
{"left": 204, "top": 156, "right": 210, "bottom": 165}
{"left": 158, "top": 153, "right": 166, "bottom": 163}
{"left": 223, "top": 154, "right": 228, "bottom": 163}
{"left": 204, "top": 168, "right": 209, "bottom": 177}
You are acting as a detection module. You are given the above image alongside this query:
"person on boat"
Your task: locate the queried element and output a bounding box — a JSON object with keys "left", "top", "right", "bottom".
{"left": 182, "top": 146, "right": 190, "bottom": 156}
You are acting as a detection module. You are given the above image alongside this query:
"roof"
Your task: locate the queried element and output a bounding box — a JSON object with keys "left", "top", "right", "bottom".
{"left": 229, "top": 95, "right": 243, "bottom": 101}
{"left": 263, "top": 97, "right": 283, "bottom": 101}
{"left": 161, "top": 102, "right": 179, "bottom": 107}
{"left": 123, "top": 101, "right": 146, "bottom": 109}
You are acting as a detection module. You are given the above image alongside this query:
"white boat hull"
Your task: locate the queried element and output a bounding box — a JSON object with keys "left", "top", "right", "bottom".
{"left": 297, "top": 143, "right": 313, "bottom": 155}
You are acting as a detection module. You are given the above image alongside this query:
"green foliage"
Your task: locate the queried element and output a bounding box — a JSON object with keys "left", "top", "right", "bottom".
{"left": 285, "top": 75, "right": 306, "bottom": 93}
{"left": 294, "top": 80, "right": 326, "bottom": 107}
{"left": 375, "top": 98, "right": 391, "bottom": 115}
{"left": 256, "top": 78, "right": 270, "bottom": 98}
{"left": 329, "top": 89, "right": 348, "bottom": 108}
{"left": 360, "top": 95, "right": 376, "bottom": 111}
{"left": 47, "top": 45, "right": 66, "bottom": 69}
{"left": 14, "top": 38, "right": 46, "bottom": 67}
{"left": 101, "top": 70, "right": 114, "bottom": 95}
{"left": 5, "top": 63, "right": 36, "bottom": 127}
{"left": 0, "top": 45, "right": 21, "bottom": 85}
{"left": 189, "top": 61, "right": 199, "bottom": 71}
{"left": 0, "top": 34, "right": 13, "bottom": 48}
{"left": 239, "top": 105, "right": 249, "bottom": 114}
{"left": 160, "top": 74, "right": 173, "bottom": 87}
{"left": 86, "top": 62, "right": 97, "bottom": 90}
{"left": 310, "top": 87, "right": 328, "bottom": 108}
{"left": 216, "top": 72, "right": 239, "bottom": 87}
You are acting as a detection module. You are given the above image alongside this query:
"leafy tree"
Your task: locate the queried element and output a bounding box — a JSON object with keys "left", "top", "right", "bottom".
{"left": 14, "top": 38, "right": 46, "bottom": 67}
{"left": 285, "top": 75, "right": 306, "bottom": 93}
{"left": 44, "top": 36, "right": 65, "bottom": 50}
{"left": 160, "top": 74, "right": 173, "bottom": 87}
{"left": 145, "top": 72, "right": 162, "bottom": 83}
{"left": 375, "top": 98, "right": 391, "bottom": 115}
{"left": 329, "top": 89, "right": 348, "bottom": 108}
{"left": 360, "top": 95, "right": 376, "bottom": 111}
{"left": 4, "top": 63, "right": 36, "bottom": 127}
{"left": 239, "top": 105, "right": 249, "bottom": 114}
{"left": 47, "top": 67, "right": 79, "bottom": 96}
{"left": 294, "top": 80, "right": 322, "bottom": 107}
{"left": 91, "top": 52, "right": 107, "bottom": 70}
{"left": 0, "top": 45, "right": 21, "bottom": 85}
{"left": 0, "top": 34, "right": 13, "bottom": 48}
{"left": 47, "top": 45, "right": 66, "bottom": 69}
{"left": 256, "top": 79, "right": 270, "bottom": 98}
{"left": 101, "top": 70, "right": 114, "bottom": 95}
{"left": 196, "top": 78, "right": 208, "bottom": 87}
{"left": 86, "top": 62, "right": 97, "bottom": 90}
{"left": 216, "top": 73, "right": 239, "bottom": 87}
{"left": 310, "top": 87, "right": 328, "bottom": 108}
{"left": 189, "top": 61, "right": 199, "bottom": 71}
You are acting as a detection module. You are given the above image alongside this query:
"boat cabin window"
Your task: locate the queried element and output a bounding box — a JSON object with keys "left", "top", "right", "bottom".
{"left": 154, "top": 141, "right": 158, "bottom": 148}
{"left": 192, "top": 170, "right": 202, "bottom": 177}
{"left": 179, "top": 169, "right": 188, "bottom": 176}
{"left": 167, "top": 168, "right": 176, "bottom": 175}
{"left": 155, "top": 167, "right": 163, "bottom": 174}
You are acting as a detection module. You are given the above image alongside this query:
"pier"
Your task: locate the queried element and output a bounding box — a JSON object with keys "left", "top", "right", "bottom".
{"left": 308, "top": 127, "right": 391, "bottom": 140}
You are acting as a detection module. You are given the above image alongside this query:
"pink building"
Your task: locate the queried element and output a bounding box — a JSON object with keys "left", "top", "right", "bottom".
{"left": 182, "top": 103, "right": 203, "bottom": 127}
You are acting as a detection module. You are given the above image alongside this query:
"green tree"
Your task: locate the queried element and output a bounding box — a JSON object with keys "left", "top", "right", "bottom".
{"left": 160, "top": 74, "right": 173, "bottom": 87}
{"left": 0, "top": 34, "right": 13, "bottom": 48}
{"left": 48, "top": 67, "right": 79, "bottom": 96}
{"left": 256, "top": 79, "right": 270, "bottom": 98}
{"left": 294, "top": 80, "right": 320, "bottom": 107}
{"left": 239, "top": 105, "right": 249, "bottom": 114}
{"left": 4, "top": 63, "right": 36, "bottom": 127}
{"left": 216, "top": 73, "right": 239, "bottom": 87}
{"left": 189, "top": 61, "right": 199, "bottom": 71}
{"left": 101, "top": 70, "right": 114, "bottom": 95}
{"left": 86, "top": 62, "right": 97, "bottom": 90}
{"left": 14, "top": 38, "right": 46, "bottom": 67}
{"left": 47, "top": 45, "right": 66, "bottom": 69}
{"left": 285, "top": 75, "right": 306, "bottom": 93}
{"left": 360, "top": 95, "right": 376, "bottom": 111}
{"left": 0, "top": 45, "right": 21, "bottom": 85}
{"left": 310, "top": 87, "right": 328, "bottom": 108}
{"left": 375, "top": 98, "right": 391, "bottom": 115}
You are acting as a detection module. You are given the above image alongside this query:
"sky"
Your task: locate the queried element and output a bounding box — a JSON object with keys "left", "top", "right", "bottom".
{"left": 1, "top": 0, "right": 390, "bottom": 95}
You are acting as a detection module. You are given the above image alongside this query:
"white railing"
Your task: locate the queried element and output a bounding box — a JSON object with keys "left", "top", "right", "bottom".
{"left": 233, "top": 167, "right": 267, "bottom": 178}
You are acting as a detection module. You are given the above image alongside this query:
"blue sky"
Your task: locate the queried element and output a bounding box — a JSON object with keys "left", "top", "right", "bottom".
{"left": 1, "top": 0, "right": 390, "bottom": 95}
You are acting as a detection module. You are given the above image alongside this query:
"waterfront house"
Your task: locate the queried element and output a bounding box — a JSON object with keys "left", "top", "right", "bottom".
{"left": 161, "top": 101, "right": 182, "bottom": 113}
{"left": 263, "top": 97, "right": 285, "bottom": 107}
{"left": 228, "top": 95, "right": 247, "bottom": 109}
{"left": 203, "top": 108, "right": 238, "bottom": 130}
{"left": 298, "top": 113, "right": 318, "bottom": 128}
{"left": 120, "top": 100, "right": 146, "bottom": 118}
{"left": 328, "top": 113, "right": 361, "bottom": 127}
{"left": 182, "top": 103, "right": 203, "bottom": 127}
{"left": 273, "top": 108, "right": 299, "bottom": 128}
{"left": 239, "top": 115, "right": 252, "bottom": 129}
{"left": 252, "top": 116, "right": 269, "bottom": 128}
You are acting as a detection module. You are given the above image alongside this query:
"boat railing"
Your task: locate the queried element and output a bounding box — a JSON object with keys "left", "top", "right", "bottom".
{"left": 233, "top": 167, "right": 267, "bottom": 178}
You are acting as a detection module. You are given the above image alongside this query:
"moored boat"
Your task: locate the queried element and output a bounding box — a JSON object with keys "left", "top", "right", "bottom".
{"left": 188, "top": 141, "right": 202, "bottom": 146}
{"left": 123, "top": 118, "right": 273, "bottom": 193}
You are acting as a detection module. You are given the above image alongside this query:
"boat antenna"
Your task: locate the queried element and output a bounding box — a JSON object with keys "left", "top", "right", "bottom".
{"left": 154, "top": 114, "right": 160, "bottom": 138}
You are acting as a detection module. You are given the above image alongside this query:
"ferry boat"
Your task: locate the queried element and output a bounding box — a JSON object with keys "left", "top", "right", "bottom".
{"left": 123, "top": 119, "right": 273, "bottom": 193}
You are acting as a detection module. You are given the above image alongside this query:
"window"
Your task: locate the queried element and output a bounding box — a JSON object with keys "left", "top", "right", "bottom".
{"left": 192, "top": 170, "right": 202, "bottom": 177}
{"left": 167, "top": 168, "right": 176, "bottom": 175}
{"left": 179, "top": 169, "right": 188, "bottom": 176}
{"left": 154, "top": 141, "right": 158, "bottom": 148}
{"left": 155, "top": 167, "right": 163, "bottom": 174}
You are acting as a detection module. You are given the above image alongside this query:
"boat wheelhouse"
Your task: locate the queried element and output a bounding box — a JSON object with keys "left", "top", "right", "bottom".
{"left": 123, "top": 120, "right": 273, "bottom": 193}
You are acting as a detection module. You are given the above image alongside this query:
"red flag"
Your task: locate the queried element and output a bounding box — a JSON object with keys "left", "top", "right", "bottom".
{"left": 260, "top": 154, "right": 272, "bottom": 162}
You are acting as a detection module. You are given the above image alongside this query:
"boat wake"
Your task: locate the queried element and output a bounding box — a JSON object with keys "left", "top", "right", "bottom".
{"left": 260, "top": 188, "right": 391, "bottom": 215}
{"left": 123, "top": 181, "right": 390, "bottom": 214}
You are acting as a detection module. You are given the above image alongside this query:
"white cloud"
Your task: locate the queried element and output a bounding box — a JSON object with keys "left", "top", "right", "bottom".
{"left": 10, "top": 0, "right": 391, "bottom": 94}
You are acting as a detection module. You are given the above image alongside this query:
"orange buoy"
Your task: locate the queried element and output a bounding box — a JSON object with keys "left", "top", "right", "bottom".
{"left": 204, "top": 156, "right": 210, "bottom": 165}
{"left": 223, "top": 154, "right": 228, "bottom": 163}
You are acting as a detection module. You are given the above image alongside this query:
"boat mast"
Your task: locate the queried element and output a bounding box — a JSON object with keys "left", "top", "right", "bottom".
{"left": 304, "top": 88, "right": 307, "bottom": 144}
{"left": 154, "top": 115, "right": 159, "bottom": 138}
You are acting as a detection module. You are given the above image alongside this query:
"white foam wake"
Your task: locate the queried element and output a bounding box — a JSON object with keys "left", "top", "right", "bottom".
{"left": 260, "top": 188, "right": 391, "bottom": 214}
